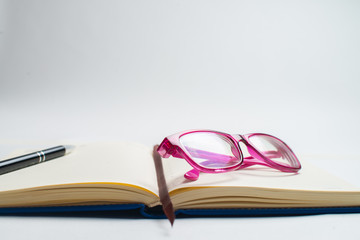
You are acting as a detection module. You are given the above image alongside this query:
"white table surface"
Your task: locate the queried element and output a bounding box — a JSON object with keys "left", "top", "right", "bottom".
{"left": 1, "top": 0, "right": 360, "bottom": 239}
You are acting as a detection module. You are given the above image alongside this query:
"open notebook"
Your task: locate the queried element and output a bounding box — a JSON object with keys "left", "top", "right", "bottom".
{"left": 0, "top": 142, "right": 360, "bottom": 218}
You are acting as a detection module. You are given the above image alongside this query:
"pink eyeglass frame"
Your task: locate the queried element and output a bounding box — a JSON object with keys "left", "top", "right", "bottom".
{"left": 157, "top": 130, "right": 301, "bottom": 181}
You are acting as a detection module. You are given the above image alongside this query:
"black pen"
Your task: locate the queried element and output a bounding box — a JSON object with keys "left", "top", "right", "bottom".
{"left": 0, "top": 145, "right": 74, "bottom": 175}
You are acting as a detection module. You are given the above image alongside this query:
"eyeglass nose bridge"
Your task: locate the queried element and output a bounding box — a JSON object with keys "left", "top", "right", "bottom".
{"left": 233, "top": 135, "right": 273, "bottom": 169}
{"left": 231, "top": 134, "right": 249, "bottom": 154}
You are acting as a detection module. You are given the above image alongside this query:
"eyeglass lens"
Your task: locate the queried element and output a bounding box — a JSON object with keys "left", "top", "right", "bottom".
{"left": 247, "top": 135, "right": 300, "bottom": 168}
{"left": 180, "top": 132, "right": 241, "bottom": 169}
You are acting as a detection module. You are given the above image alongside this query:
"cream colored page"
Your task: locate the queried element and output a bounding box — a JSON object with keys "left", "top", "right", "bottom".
{"left": 0, "top": 142, "right": 158, "bottom": 195}
{"left": 163, "top": 156, "right": 360, "bottom": 192}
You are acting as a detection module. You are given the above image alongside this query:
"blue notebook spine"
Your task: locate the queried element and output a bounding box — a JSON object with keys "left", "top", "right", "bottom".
{"left": 1, "top": 204, "right": 360, "bottom": 218}
{"left": 0, "top": 204, "right": 144, "bottom": 214}
{"left": 176, "top": 206, "right": 360, "bottom": 217}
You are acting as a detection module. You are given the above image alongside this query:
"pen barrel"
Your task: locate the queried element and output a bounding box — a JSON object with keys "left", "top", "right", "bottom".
{"left": 0, "top": 146, "right": 66, "bottom": 175}
{"left": 42, "top": 146, "right": 66, "bottom": 161}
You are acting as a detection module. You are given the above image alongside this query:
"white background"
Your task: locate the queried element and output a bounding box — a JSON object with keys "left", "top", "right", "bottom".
{"left": 1, "top": 0, "right": 360, "bottom": 239}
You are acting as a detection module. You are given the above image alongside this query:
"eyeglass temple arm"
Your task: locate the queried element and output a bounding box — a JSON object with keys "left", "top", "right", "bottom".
{"left": 158, "top": 141, "right": 282, "bottom": 167}
{"left": 158, "top": 142, "right": 282, "bottom": 181}
{"left": 182, "top": 147, "right": 282, "bottom": 181}
{"left": 185, "top": 147, "right": 281, "bottom": 167}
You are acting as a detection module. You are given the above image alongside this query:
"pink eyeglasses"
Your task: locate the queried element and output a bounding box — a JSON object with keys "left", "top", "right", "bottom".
{"left": 157, "top": 130, "right": 301, "bottom": 181}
